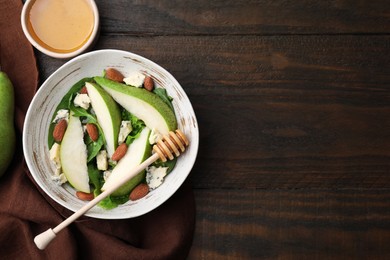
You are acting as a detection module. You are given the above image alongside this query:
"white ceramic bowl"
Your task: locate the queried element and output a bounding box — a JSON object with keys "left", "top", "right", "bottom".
{"left": 23, "top": 49, "right": 199, "bottom": 219}
{"left": 21, "top": 0, "right": 99, "bottom": 59}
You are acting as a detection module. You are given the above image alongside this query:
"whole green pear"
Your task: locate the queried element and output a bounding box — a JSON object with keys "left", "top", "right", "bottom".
{"left": 0, "top": 72, "right": 15, "bottom": 177}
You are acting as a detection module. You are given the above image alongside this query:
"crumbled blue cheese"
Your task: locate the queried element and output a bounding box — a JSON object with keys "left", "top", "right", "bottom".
{"left": 49, "top": 143, "right": 67, "bottom": 185}
{"left": 123, "top": 72, "right": 145, "bottom": 87}
{"left": 108, "top": 158, "right": 117, "bottom": 167}
{"left": 96, "top": 150, "right": 108, "bottom": 171}
{"left": 81, "top": 116, "right": 90, "bottom": 124}
{"left": 49, "top": 143, "right": 61, "bottom": 168}
{"left": 51, "top": 174, "right": 67, "bottom": 185}
{"left": 149, "top": 128, "right": 162, "bottom": 145}
{"left": 73, "top": 93, "right": 91, "bottom": 110}
{"left": 146, "top": 166, "right": 168, "bottom": 190}
{"left": 52, "top": 109, "right": 69, "bottom": 123}
{"left": 90, "top": 107, "right": 96, "bottom": 116}
{"left": 82, "top": 124, "right": 87, "bottom": 133}
{"left": 118, "top": 121, "right": 132, "bottom": 144}
{"left": 103, "top": 170, "right": 112, "bottom": 182}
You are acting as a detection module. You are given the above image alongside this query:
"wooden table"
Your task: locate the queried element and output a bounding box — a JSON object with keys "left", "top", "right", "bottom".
{"left": 36, "top": 1, "right": 390, "bottom": 259}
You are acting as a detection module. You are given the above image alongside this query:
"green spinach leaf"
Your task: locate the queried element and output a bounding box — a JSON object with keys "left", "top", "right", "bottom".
{"left": 69, "top": 95, "right": 98, "bottom": 125}
{"left": 88, "top": 162, "right": 102, "bottom": 191}
{"left": 152, "top": 157, "right": 177, "bottom": 174}
{"left": 153, "top": 88, "right": 174, "bottom": 111}
{"left": 122, "top": 110, "right": 146, "bottom": 146}
{"left": 86, "top": 133, "right": 104, "bottom": 162}
{"left": 48, "top": 77, "right": 93, "bottom": 147}
{"left": 97, "top": 194, "right": 129, "bottom": 210}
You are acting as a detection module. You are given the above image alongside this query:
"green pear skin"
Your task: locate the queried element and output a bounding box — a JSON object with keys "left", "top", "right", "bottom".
{"left": 0, "top": 72, "right": 15, "bottom": 177}
{"left": 94, "top": 77, "right": 177, "bottom": 135}
{"left": 85, "top": 82, "right": 121, "bottom": 158}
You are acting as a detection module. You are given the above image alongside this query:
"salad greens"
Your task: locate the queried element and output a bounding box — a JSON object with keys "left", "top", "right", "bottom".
{"left": 153, "top": 88, "right": 174, "bottom": 111}
{"left": 48, "top": 75, "right": 177, "bottom": 209}
{"left": 121, "top": 109, "right": 145, "bottom": 146}
{"left": 48, "top": 77, "right": 92, "bottom": 147}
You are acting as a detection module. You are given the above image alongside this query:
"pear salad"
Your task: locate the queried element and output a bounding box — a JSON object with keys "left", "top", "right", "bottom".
{"left": 48, "top": 68, "right": 178, "bottom": 209}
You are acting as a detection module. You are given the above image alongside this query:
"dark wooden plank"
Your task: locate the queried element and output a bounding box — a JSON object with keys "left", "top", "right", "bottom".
{"left": 36, "top": 35, "right": 390, "bottom": 189}
{"left": 95, "top": 0, "right": 390, "bottom": 35}
{"left": 188, "top": 189, "right": 390, "bottom": 259}
{"left": 31, "top": 1, "right": 390, "bottom": 259}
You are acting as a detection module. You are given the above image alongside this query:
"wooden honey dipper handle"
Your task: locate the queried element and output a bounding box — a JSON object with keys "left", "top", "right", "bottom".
{"left": 34, "top": 129, "right": 189, "bottom": 250}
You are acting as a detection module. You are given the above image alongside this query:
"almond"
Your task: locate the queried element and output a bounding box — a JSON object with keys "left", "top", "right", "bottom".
{"left": 143, "top": 76, "right": 154, "bottom": 91}
{"left": 80, "top": 86, "right": 88, "bottom": 94}
{"left": 53, "top": 119, "right": 67, "bottom": 142}
{"left": 129, "top": 183, "right": 149, "bottom": 201}
{"left": 105, "top": 68, "right": 124, "bottom": 82}
{"left": 111, "top": 143, "right": 128, "bottom": 161}
{"left": 86, "top": 123, "right": 99, "bottom": 141}
{"left": 76, "top": 191, "right": 94, "bottom": 201}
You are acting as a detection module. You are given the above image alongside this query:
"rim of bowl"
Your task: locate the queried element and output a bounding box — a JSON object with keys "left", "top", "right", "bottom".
{"left": 22, "top": 49, "right": 199, "bottom": 219}
{"left": 21, "top": 0, "right": 100, "bottom": 59}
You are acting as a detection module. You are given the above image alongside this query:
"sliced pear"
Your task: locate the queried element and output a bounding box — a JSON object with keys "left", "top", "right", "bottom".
{"left": 85, "top": 82, "right": 121, "bottom": 158}
{"left": 60, "top": 112, "right": 89, "bottom": 193}
{"left": 101, "top": 127, "right": 151, "bottom": 196}
{"left": 94, "top": 77, "right": 177, "bottom": 136}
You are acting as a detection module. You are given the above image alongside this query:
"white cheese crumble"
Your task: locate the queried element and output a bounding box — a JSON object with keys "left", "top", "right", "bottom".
{"left": 146, "top": 166, "right": 168, "bottom": 190}
{"left": 96, "top": 150, "right": 108, "bottom": 171}
{"left": 52, "top": 109, "right": 69, "bottom": 123}
{"left": 108, "top": 158, "right": 117, "bottom": 167}
{"left": 149, "top": 128, "right": 162, "bottom": 145}
{"left": 49, "top": 143, "right": 61, "bottom": 168}
{"left": 123, "top": 72, "right": 145, "bottom": 87}
{"left": 49, "top": 143, "right": 67, "bottom": 185}
{"left": 51, "top": 174, "right": 67, "bottom": 185}
{"left": 118, "top": 121, "right": 132, "bottom": 144}
{"left": 103, "top": 170, "right": 112, "bottom": 182}
{"left": 90, "top": 107, "right": 96, "bottom": 116}
{"left": 73, "top": 93, "right": 91, "bottom": 110}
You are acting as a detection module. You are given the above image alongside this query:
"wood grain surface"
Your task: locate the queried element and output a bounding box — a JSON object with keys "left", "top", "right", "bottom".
{"left": 35, "top": 0, "right": 390, "bottom": 259}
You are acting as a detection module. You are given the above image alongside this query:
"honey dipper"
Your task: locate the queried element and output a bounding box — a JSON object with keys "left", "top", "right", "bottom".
{"left": 34, "top": 129, "right": 189, "bottom": 250}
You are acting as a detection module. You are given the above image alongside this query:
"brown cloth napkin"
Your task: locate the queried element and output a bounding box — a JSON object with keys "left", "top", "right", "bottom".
{"left": 0, "top": 1, "right": 195, "bottom": 259}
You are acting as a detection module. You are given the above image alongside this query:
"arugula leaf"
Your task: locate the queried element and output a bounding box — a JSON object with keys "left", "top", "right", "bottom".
{"left": 88, "top": 162, "right": 102, "bottom": 191}
{"left": 111, "top": 195, "right": 129, "bottom": 205}
{"left": 152, "top": 157, "right": 177, "bottom": 174}
{"left": 98, "top": 194, "right": 129, "bottom": 209}
{"left": 121, "top": 109, "right": 134, "bottom": 122}
{"left": 98, "top": 196, "right": 119, "bottom": 209}
{"left": 48, "top": 77, "right": 93, "bottom": 147}
{"left": 86, "top": 133, "right": 104, "bottom": 162}
{"left": 87, "top": 163, "right": 127, "bottom": 210}
{"left": 68, "top": 93, "right": 106, "bottom": 162}
{"left": 153, "top": 88, "right": 174, "bottom": 111}
{"left": 122, "top": 109, "right": 146, "bottom": 146}
{"left": 69, "top": 94, "right": 98, "bottom": 125}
